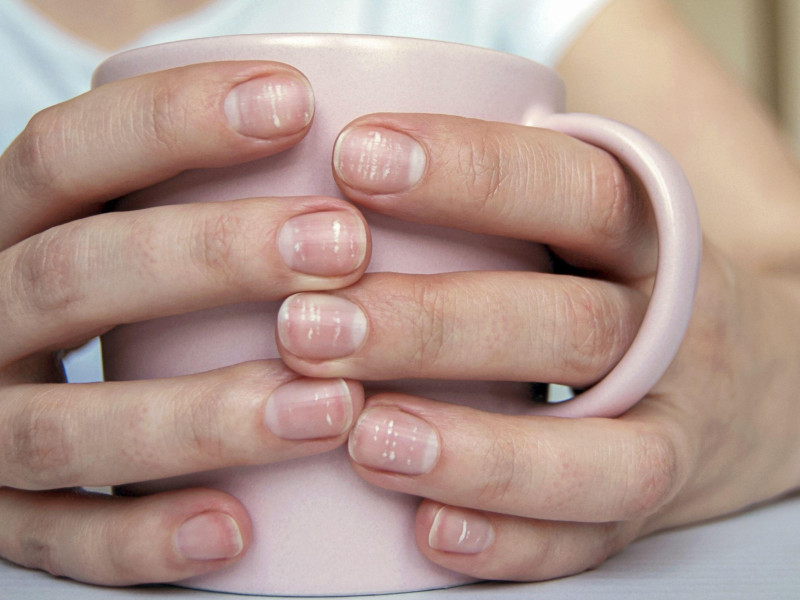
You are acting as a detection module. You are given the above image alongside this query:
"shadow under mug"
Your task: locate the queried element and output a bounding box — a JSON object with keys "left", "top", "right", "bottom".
{"left": 92, "top": 34, "right": 701, "bottom": 596}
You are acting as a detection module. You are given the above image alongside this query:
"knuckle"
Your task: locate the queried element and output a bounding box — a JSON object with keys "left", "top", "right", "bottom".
{"left": 619, "top": 428, "right": 681, "bottom": 518}
{"left": 128, "top": 72, "right": 227, "bottom": 161}
{"left": 494, "top": 530, "right": 556, "bottom": 581}
{"left": 18, "top": 525, "right": 61, "bottom": 577}
{"left": 12, "top": 106, "right": 73, "bottom": 201}
{"left": 102, "top": 517, "right": 156, "bottom": 584}
{"left": 189, "top": 209, "right": 247, "bottom": 288}
{"left": 455, "top": 132, "right": 506, "bottom": 213}
{"left": 172, "top": 382, "right": 228, "bottom": 464}
{"left": 475, "top": 429, "right": 529, "bottom": 506}
{"left": 498, "top": 521, "right": 625, "bottom": 582}
{"left": 408, "top": 280, "right": 453, "bottom": 370}
{"left": 170, "top": 362, "right": 271, "bottom": 464}
{"left": 599, "top": 521, "right": 640, "bottom": 564}
{"left": 15, "top": 224, "right": 90, "bottom": 316}
{"left": 558, "top": 280, "right": 626, "bottom": 382}
{"left": 585, "top": 152, "right": 639, "bottom": 249}
{"left": 588, "top": 522, "right": 627, "bottom": 568}
{"left": 140, "top": 83, "right": 187, "bottom": 153}
{"left": 4, "top": 397, "right": 75, "bottom": 489}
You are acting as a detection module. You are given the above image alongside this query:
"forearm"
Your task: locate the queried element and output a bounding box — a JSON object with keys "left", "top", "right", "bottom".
{"left": 559, "top": 0, "right": 800, "bottom": 275}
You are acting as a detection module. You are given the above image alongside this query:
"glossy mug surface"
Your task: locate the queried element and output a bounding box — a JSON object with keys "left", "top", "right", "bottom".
{"left": 93, "top": 34, "right": 701, "bottom": 596}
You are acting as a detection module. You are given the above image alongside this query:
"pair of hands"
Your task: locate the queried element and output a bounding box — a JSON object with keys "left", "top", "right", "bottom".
{"left": 1, "top": 60, "right": 798, "bottom": 585}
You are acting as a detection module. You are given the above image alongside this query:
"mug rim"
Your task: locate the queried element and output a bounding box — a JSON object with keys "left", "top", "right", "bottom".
{"left": 92, "top": 32, "right": 560, "bottom": 88}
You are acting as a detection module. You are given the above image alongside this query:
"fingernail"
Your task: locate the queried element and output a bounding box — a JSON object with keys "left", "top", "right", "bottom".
{"left": 348, "top": 407, "right": 439, "bottom": 475}
{"left": 175, "top": 512, "right": 243, "bottom": 561}
{"left": 277, "top": 211, "right": 367, "bottom": 276}
{"left": 333, "top": 126, "right": 426, "bottom": 193}
{"left": 224, "top": 74, "right": 313, "bottom": 138}
{"left": 264, "top": 378, "right": 355, "bottom": 439}
{"left": 428, "top": 506, "right": 495, "bottom": 554}
{"left": 278, "top": 293, "right": 367, "bottom": 359}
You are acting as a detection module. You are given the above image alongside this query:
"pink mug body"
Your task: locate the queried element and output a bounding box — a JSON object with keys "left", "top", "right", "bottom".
{"left": 93, "top": 34, "right": 701, "bottom": 596}
{"left": 94, "top": 34, "right": 558, "bottom": 596}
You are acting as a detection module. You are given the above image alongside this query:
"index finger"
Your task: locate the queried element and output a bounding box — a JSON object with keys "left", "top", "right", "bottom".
{"left": 332, "top": 114, "right": 656, "bottom": 280}
{"left": 0, "top": 61, "right": 314, "bottom": 249}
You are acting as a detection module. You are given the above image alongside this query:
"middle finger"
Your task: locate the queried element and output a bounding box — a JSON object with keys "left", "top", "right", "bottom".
{"left": 0, "top": 196, "right": 368, "bottom": 367}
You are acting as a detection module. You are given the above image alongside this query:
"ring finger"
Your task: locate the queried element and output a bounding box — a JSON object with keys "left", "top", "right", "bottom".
{"left": 0, "top": 361, "right": 364, "bottom": 491}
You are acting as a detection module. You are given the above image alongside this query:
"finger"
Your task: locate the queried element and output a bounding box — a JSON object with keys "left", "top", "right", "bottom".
{"left": 347, "top": 395, "right": 689, "bottom": 523}
{"left": 0, "top": 361, "right": 363, "bottom": 490}
{"left": 0, "top": 61, "right": 314, "bottom": 248}
{"left": 0, "top": 487, "right": 251, "bottom": 585}
{"left": 276, "top": 272, "right": 647, "bottom": 390}
{"left": 414, "top": 500, "right": 639, "bottom": 582}
{"left": 332, "top": 113, "right": 656, "bottom": 279}
{"left": 0, "top": 197, "right": 368, "bottom": 367}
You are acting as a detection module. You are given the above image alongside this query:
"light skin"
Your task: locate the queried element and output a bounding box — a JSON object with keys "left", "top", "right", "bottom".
{"left": 2, "top": 0, "right": 799, "bottom": 586}
{"left": 24, "top": 0, "right": 214, "bottom": 50}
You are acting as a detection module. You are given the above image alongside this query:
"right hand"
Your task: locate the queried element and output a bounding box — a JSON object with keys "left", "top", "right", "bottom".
{"left": 0, "top": 61, "right": 369, "bottom": 585}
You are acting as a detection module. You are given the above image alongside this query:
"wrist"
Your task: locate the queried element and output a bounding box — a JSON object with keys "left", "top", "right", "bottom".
{"left": 742, "top": 269, "right": 800, "bottom": 498}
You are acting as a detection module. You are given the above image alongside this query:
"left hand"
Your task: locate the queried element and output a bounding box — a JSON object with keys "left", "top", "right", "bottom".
{"left": 276, "top": 113, "right": 800, "bottom": 581}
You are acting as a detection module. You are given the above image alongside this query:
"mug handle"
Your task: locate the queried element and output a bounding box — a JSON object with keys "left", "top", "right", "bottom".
{"left": 524, "top": 111, "right": 703, "bottom": 418}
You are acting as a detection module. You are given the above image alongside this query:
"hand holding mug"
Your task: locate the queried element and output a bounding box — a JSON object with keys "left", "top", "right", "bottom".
{"left": 0, "top": 60, "right": 369, "bottom": 584}
{"left": 5, "top": 28, "right": 796, "bottom": 599}
{"left": 91, "top": 35, "right": 700, "bottom": 595}
{"left": 309, "top": 110, "right": 800, "bottom": 581}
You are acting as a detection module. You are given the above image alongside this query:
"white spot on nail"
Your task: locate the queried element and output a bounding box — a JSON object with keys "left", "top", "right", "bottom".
{"left": 332, "top": 219, "right": 342, "bottom": 255}
{"left": 458, "top": 519, "right": 468, "bottom": 545}
{"left": 333, "top": 314, "right": 342, "bottom": 344}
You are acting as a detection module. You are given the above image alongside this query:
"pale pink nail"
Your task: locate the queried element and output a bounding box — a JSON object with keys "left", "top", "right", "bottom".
{"left": 348, "top": 407, "right": 439, "bottom": 475}
{"left": 224, "top": 74, "right": 313, "bottom": 138}
{"left": 264, "top": 378, "right": 355, "bottom": 439}
{"left": 333, "top": 126, "right": 426, "bottom": 193}
{"left": 428, "top": 506, "right": 494, "bottom": 554}
{"left": 277, "top": 293, "right": 367, "bottom": 359}
{"left": 175, "top": 512, "right": 243, "bottom": 561}
{"left": 277, "top": 211, "right": 367, "bottom": 276}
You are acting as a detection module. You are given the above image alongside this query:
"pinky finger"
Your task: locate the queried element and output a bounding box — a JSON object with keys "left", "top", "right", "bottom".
{"left": 415, "top": 500, "right": 639, "bottom": 582}
{"left": 0, "top": 487, "right": 251, "bottom": 586}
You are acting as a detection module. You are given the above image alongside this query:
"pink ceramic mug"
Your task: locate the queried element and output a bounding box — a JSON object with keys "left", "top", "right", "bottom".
{"left": 93, "top": 34, "right": 701, "bottom": 596}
